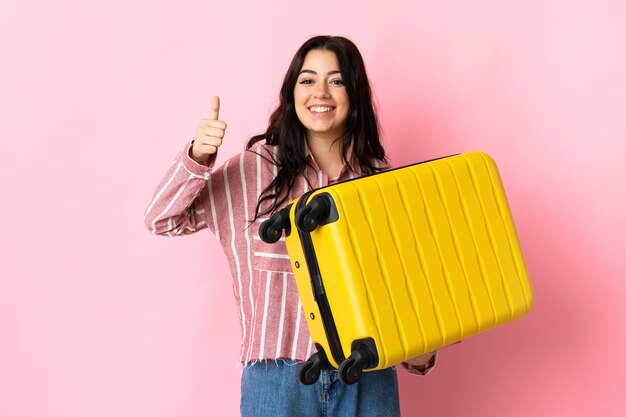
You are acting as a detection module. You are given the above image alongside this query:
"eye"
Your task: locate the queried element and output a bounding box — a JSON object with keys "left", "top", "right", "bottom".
{"left": 298, "top": 78, "right": 314, "bottom": 85}
{"left": 330, "top": 79, "right": 345, "bottom": 86}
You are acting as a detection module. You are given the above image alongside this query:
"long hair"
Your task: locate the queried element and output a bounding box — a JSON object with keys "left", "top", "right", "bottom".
{"left": 247, "top": 35, "right": 387, "bottom": 220}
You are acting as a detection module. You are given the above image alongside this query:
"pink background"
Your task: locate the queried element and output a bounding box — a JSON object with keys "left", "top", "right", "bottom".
{"left": 2, "top": 0, "right": 625, "bottom": 416}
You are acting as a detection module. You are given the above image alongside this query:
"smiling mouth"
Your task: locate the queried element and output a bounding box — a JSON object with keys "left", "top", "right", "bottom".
{"left": 308, "top": 106, "right": 335, "bottom": 113}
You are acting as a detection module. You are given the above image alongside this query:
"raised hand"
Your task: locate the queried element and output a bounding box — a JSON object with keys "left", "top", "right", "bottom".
{"left": 191, "top": 96, "right": 227, "bottom": 163}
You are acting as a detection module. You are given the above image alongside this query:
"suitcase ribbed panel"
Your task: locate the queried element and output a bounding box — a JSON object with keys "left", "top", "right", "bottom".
{"left": 287, "top": 152, "right": 533, "bottom": 371}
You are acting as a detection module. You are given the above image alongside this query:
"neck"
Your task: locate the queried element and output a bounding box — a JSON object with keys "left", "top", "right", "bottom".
{"left": 306, "top": 135, "right": 345, "bottom": 178}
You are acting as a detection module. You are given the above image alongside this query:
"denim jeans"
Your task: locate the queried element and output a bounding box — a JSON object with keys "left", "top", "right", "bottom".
{"left": 240, "top": 360, "right": 400, "bottom": 417}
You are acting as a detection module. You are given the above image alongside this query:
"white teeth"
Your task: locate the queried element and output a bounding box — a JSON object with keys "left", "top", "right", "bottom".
{"left": 309, "top": 106, "right": 334, "bottom": 113}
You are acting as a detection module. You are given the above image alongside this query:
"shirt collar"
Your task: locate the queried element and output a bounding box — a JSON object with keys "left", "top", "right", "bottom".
{"left": 303, "top": 139, "right": 359, "bottom": 179}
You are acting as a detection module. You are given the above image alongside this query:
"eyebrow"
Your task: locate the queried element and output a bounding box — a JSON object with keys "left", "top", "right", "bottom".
{"left": 299, "top": 69, "right": 342, "bottom": 76}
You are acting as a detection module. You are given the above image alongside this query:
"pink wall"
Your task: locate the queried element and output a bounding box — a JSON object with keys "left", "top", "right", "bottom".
{"left": 2, "top": 1, "right": 625, "bottom": 416}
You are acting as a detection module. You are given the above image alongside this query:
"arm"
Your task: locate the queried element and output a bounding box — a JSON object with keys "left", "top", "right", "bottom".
{"left": 400, "top": 339, "right": 463, "bottom": 376}
{"left": 143, "top": 141, "right": 216, "bottom": 236}
{"left": 400, "top": 350, "right": 438, "bottom": 376}
{"left": 144, "top": 96, "right": 226, "bottom": 236}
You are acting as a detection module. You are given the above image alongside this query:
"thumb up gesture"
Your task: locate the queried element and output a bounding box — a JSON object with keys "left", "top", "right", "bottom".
{"left": 191, "top": 96, "right": 227, "bottom": 163}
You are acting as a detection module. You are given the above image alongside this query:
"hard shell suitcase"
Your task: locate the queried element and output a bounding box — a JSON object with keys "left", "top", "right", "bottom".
{"left": 259, "top": 152, "right": 534, "bottom": 384}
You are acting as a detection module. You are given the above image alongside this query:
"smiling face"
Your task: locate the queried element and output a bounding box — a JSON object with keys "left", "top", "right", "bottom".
{"left": 294, "top": 49, "right": 350, "bottom": 142}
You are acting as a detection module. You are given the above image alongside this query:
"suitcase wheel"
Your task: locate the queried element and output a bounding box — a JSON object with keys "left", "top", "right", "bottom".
{"left": 338, "top": 347, "right": 374, "bottom": 385}
{"left": 338, "top": 357, "right": 362, "bottom": 384}
{"left": 295, "top": 194, "right": 331, "bottom": 233}
{"left": 259, "top": 207, "right": 291, "bottom": 243}
{"left": 297, "top": 352, "right": 327, "bottom": 385}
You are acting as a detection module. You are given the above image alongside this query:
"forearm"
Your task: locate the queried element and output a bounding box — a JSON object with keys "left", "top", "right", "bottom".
{"left": 144, "top": 141, "right": 216, "bottom": 236}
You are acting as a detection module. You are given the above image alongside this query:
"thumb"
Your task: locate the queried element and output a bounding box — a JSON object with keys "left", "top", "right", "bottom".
{"left": 209, "top": 96, "right": 220, "bottom": 120}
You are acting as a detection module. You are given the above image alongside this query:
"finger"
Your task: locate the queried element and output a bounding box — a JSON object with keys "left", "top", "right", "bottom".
{"left": 193, "top": 143, "right": 218, "bottom": 156}
{"left": 196, "top": 136, "right": 223, "bottom": 148}
{"left": 209, "top": 96, "right": 220, "bottom": 120}
{"left": 199, "top": 119, "right": 227, "bottom": 130}
{"left": 198, "top": 127, "right": 225, "bottom": 139}
{"left": 197, "top": 143, "right": 220, "bottom": 155}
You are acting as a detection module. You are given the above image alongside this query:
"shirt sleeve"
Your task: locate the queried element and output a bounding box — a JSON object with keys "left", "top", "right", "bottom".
{"left": 143, "top": 141, "right": 218, "bottom": 237}
{"left": 400, "top": 350, "right": 438, "bottom": 376}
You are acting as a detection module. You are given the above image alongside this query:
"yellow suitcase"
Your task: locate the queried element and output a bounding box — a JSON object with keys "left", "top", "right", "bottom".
{"left": 260, "top": 152, "right": 533, "bottom": 384}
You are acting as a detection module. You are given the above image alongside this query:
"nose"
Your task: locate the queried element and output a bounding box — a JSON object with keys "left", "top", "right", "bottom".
{"left": 313, "top": 83, "right": 330, "bottom": 99}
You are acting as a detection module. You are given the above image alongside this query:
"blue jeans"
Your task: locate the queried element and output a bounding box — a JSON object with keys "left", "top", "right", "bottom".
{"left": 240, "top": 360, "right": 400, "bottom": 417}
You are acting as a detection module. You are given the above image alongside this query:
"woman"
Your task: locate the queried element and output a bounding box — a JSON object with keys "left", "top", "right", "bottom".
{"left": 145, "top": 35, "right": 437, "bottom": 417}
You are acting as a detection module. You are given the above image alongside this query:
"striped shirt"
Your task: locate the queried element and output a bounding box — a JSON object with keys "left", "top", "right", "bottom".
{"left": 144, "top": 140, "right": 362, "bottom": 364}
{"left": 144, "top": 140, "right": 438, "bottom": 375}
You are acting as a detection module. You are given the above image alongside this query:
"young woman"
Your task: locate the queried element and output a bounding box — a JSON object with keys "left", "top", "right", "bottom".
{"left": 145, "top": 35, "right": 437, "bottom": 417}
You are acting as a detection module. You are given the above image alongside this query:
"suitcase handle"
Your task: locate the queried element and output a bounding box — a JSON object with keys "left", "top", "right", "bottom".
{"left": 294, "top": 192, "right": 346, "bottom": 368}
